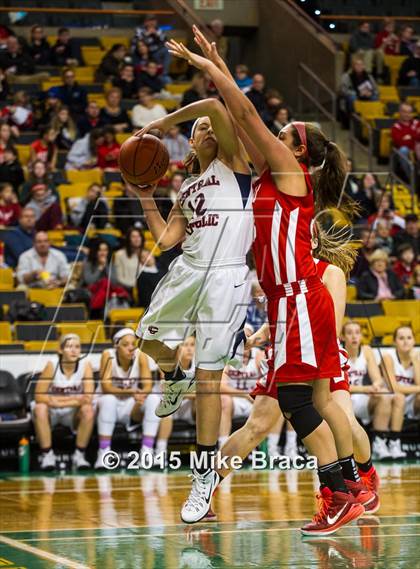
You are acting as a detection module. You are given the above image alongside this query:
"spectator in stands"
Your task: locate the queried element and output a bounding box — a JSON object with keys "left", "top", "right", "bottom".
{"left": 96, "top": 126, "right": 120, "bottom": 170}
{"left": 29, "top": 25, "right": 51, "bottom": 66}
{"left": 65, "top": 128, "right": 104, "bottom": 170}
{"left": 234, "top": 64, "right": 252, "bottom": 91}
{"left": 246, "top": 282, "right": 267, "bottom": 332}
{"left": 131, "top": 87, "right": 166, "bottom": 128}
{"left": 381, "top": 326, "right": 420, "bottom": 459}
{"left": 181, "top": 72, "right": 209, "bottom": 107}
{"left": 374, "top": 19, "right": 399, "bottom": 81}
{"left": 351, "top": 229, "right": 377, "bottom": 279}
{"left": 393, "top": 244, "right": 416, "bottom": 285}
{"left": 397, "top": 25, "right": 416, "bottom": 57}
{"left": 0, "top": 69, "right": 9, "bottom": 101}
{"left": 262, "top": 90, "right": 284, "bottom": 127}
{"left": 136, "top": 60, "right": 165, "bottom": 93}
{"left": 32, "top": 333, "right": 94, "bottom": 471}
{"left": 392, "top": 102, "right": 420, "bottom": 181}
{"left": 133, "top": 14, "right": 170, "bottom": 76}
{"left": 47, "top": 68, "right": 88, "bottom": 118}
{"left": 398, "top": 40, "right": 420, "bottom": 87}
{"left": 246, "top": 73, "right": 267, "bottom": 116}
{"left": 167, "top": 172, "right": 185, "bottom": 204}
{"left": 356, "top": 249, "right": 404, "bottom": 300}
{"left": 50, "top": 106, "right": 78, "bottom": 150}
{"left": 132, "top": 39, "right": 153, "bottom": 69}
{"left": 0, "top": 146, "right": 24, "bottom": 193}
{"left": 0, "top": 35, "right": 35, "bottom": 78}
{"left": 136, "top": 248, "right": 163, "bottom": 308}
{"left": 210, "top": 18, "right": 229, "bottom": 61}
{"left": 0, "top": 122, "right": 16, "bottom": 155}
{"left": 51, "top": 27, "right": 80, "bottom": 66}
{"left": 67, "top": 183, "right": 108, "bottom": 231}
{"left": 95, "top": 43, "right": 127, "bottom": 83}
{"left": 3, "top": 207, "right": 35, "bottom": 267}
{"left": 20, "top": 160, "right": 55, "bottom": 204}
{"left": 113, "top": 181, "right": 144, "bottom": 233}
{"left": 375, "top": 219, "right": 394, "bottom": 255}
{"left": 30, "top": 126, "right": 58, "bottom": 171}
{"left": 369, "top": 191, "right": 405, "bottom": 232}
{"left": 113, "top": 227, "right": 145, "bottom": 290}
{"left": 163, "top": 126, "right": 190, "bottom": 164}
{"left": 407, "top": 264, "right": 420, "bottom": 299}
{"left": 112, "top": 63, "right": 138, "bottom": 99}
{"left": 79, "top": 239, "right": 116, "bottom": 288}
{"left": 77, "top": 101, "right": 105, "bottom": 137}
{"left": 25, "top": 183, "right": 62, "bottom": 231}
{"left": 349, "top": 21, "right": 375, "bottom": 73}
{"left": 16, "top": 230, "right": 69, "bottom": 288}
{"left": 270, "top": 106, "right": 291, "bottom": 136}
{"left": 35, "top": 90, "right": 62, "bottom": 130}
{"left": 99, "top": 87, "right": 130, "bottom": 133}
{"left": 393, "top": 213, "right": 419, "bottom": 257}
{"left": 0, "top": 91, "right": 33, "bottom": 132}
{"left": 340, "top": 58, "right": 379, "bottom": 119}
{"left": 344, "top": 167, "right": 375, "bottom": 221}
{"left": 0, "top": 182, "right": 20, "bottom": 227}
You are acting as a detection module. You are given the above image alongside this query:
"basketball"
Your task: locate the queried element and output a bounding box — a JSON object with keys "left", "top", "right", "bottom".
{"left": 118, "top": 133, "right": 170, "bottom": 186}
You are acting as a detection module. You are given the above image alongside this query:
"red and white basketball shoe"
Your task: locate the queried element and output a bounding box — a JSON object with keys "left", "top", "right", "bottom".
{"left": 345, "top": 478, "right": 379, "bottom": 514}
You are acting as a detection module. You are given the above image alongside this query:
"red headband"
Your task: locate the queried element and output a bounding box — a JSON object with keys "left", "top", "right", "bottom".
{"left": 292, "top": 121, "right": 307, "bottom": 155}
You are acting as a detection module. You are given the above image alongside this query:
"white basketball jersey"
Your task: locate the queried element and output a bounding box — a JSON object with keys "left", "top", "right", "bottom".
{"left": 389, "top": 350, "right": 414, "bottom": 385}
{"left": 348, "top": 348, "right": 368, "bottom": 386}
{"left": 105, "top": 348, "right": 141, "bottom": 390}
{"left": 178, "top": 159, "right": 253, "bottom": 268}
{"left": 48, "top": 356, "right": 87, "bottom": 395}
{"left": 225, "top": 349, "right": 262, "bottom": 391}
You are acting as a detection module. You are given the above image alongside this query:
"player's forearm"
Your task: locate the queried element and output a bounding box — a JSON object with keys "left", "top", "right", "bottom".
{"left": 202, "top": 60, "right": 258, "bottom": 128}
{"left": 395, "top": 385, "right": 420, "bottom": 395}
{"left": 138, "top": 195, "right": 172, "bottom": 247}
{"left": 164, "top": 98, "right": 223, "bottom": 128}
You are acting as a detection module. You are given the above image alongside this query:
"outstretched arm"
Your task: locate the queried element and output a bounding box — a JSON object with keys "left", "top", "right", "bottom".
{"left": 138, "top": 98, "right": 249, "bottom": 174}
{"left": 167, "top": 38, "right": 305, "bottom": 193}
{"left": 192, "top": 25, "right": 267, "bottom": 174}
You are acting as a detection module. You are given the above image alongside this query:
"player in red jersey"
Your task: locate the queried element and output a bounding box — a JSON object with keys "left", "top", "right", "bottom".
{"left": 169, "top": 30, "right": 366, "bottom": 535}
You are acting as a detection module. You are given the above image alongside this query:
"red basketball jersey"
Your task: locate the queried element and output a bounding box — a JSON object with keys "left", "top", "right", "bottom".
{"left": 315, "top": 258, "right": 329, "bottom": 279}
{"left": 252, "top": 164, "right": 317, "bottom": 296}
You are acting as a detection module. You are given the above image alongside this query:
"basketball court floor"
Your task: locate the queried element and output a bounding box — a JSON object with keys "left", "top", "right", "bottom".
{"left": 0, "top": 463, "right": 419, "bottom": 568}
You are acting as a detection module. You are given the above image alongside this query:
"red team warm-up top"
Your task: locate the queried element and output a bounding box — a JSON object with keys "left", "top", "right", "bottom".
{"left": 251, "top": 164, "right": 341, "bottom": 386}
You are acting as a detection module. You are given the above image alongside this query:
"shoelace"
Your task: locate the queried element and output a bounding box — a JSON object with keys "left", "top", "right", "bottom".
{"left": 360, "top": 473, "right": 376, "bottom": 493}
{"left": 184, "top": 472, "right": 208, "bottom": 511}
{"left": 312, "top": 492, "right": 332, "bottom": 524}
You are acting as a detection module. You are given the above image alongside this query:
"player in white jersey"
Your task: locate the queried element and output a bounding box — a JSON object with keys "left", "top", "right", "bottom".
{"left": 219, "top": 346, "right": 264, "bottom": 449}
{"left": 32, "top": 334, "right": 94, "bottom": 471}
{"left": 382, "top": 326, "right": 420, "bottom": 459}
{"left": 126, "top": 98, "right": 252, "bottom": 522}
{"left": 95, "top": 328, "right": 160, "bottom": 469}
{"left": 342, "top": 321, "right": 394, "bottom": 460}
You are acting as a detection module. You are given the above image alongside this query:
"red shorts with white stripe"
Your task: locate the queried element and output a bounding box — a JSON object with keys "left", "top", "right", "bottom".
{"left": 250, "top": 368, "right": 350, "bottom": 400}
{"left": 265, "top": 277, "right": 341, "bottom": 384}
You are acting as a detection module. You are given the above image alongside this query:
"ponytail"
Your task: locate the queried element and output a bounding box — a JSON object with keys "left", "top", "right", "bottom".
{"left": 313, "top": 222, "right": 359, "bottom": 276}
{"left": 183, "top": 150, "right": 200, "bottom": 175}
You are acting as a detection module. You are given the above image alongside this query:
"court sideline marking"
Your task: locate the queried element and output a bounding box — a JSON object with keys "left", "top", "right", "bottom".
{"left": 0, "top": 534, "right": 91, "bottom": 568}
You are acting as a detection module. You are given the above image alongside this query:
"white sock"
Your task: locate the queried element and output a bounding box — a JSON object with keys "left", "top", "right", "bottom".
{"left": 267, "top": 433, "right": 279, "bottom": 454}
{"left": 155, "top": 439, "right": 168, "bottom": 454}
{"left": 141, "top": 445, "right": 154, "bottom": 455}
{"left": 286, "top": 430, "right": 297, "bottom": 447}
{"left": 218, "top": 436, "right": 228, "bottom": 449}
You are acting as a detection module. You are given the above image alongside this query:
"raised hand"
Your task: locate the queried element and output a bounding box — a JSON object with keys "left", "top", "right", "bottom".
{"left": 192, "top": 24, "right": 220, "bottom": 65}
{"left": 165, "top": 39, "right": 209, "bottom": 70}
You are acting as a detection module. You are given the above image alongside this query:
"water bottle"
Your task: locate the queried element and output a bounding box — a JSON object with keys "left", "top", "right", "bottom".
{"left": 18, "top": 437, "right": 30, "bottom": 474}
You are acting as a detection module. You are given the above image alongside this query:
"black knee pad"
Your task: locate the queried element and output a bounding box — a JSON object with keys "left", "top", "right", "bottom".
{"left": 277, "top": 384, "right": 323, "bottom": 440}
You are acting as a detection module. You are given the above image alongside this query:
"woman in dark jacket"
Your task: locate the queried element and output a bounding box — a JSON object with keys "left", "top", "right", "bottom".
{"left": 357, "top": 248, "right": 404, "bottom": 300}
{"left": 95, "top": 44, "right": 127, "bottom": 82}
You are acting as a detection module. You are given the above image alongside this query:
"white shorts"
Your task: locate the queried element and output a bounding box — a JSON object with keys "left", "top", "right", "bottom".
{"left": 173, "top": 399, "right": 195, "bottom": 424}
{"left": 98, "top": 395, "right": 136, "bottom": 428}
{"left": 232, "top": 396, "right": 253, "bottom": 418}
{"left": 405, "top": 394, "right": 420, "bottom": 419}
{"left": 31, "top": 401, "right": 78, "bottom": 432}
{"left": 351, "top": 393, "right": 371, "bottom": 424}
{"left": 137, "top": 256, "right": 250, "bottom": 370}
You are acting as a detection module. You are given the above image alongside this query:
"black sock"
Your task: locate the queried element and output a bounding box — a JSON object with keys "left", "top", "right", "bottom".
{"left": 41, "top": 447, "right": 51, "bottom": 454}
{"left": 389, "top": 431, "right": 400, "bottom": 441}
{"left": 374, "top": 431, "right": 388, "bottom": 441}
{"left": 76, "top": 446, "right": 86, "bottom": 454}
{"left": 163, "top": 367, "right": 186, "bottom": 382}
{"left": 318, "top": 461, "right": 349, "bottom": 493}
{"left": 339, "top": 454, "right": 361, "bottom": 482}
{"left": 357, "top": 457, "right": 373, "bottom": 473}
{"left": 196, "top": 444, "right": 217, "bottom": 475}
